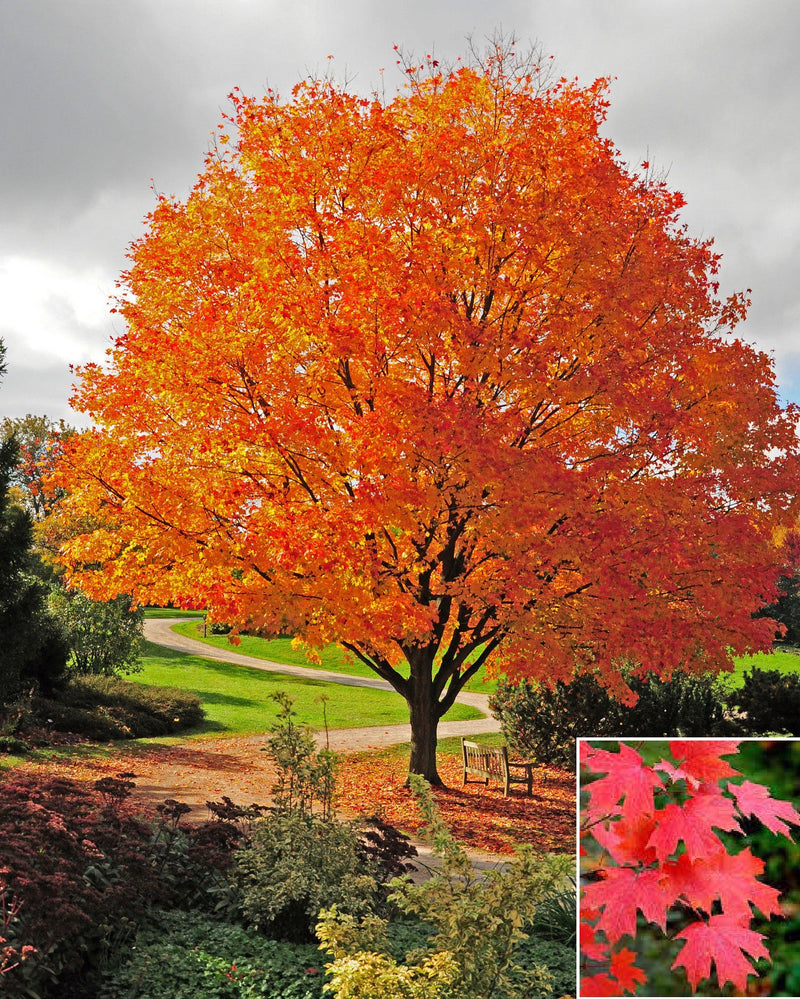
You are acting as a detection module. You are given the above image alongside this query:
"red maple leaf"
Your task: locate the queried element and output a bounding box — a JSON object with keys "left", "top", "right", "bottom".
{"left": 581, "top": 865, "right": 672, "bottom": 942}
{"left": 660, "top": 740, "right": 741, "bottom": 785}
{"left": 582, "top": 742, "right": 662, "bottom": 822}
{"left": 671, "top": 913, "right": 769, "bottom": 992}
{"left": 728, "top": 779, "right": 800, "bottom": 836}
{"left": 661, "top": 845, "right": 783, "bottom": 921}
{"left": 609, "top": 947, "right": 647, "bottom": 993}
{"left": 591, "top": 812, "right": 657, "bottom": 867}
{"left": 580, "top": 920, "right": 609, "bottom": 962}
{"left": 647, "top": 788, "right": 739, "bottom": 861}
{"left": 579, "top": 973, "right": 619, "bottom": 996}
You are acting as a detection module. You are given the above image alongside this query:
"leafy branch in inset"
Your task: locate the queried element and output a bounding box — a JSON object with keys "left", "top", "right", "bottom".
{"left": 579, "top": 740, "right": 800, "bottom": 995}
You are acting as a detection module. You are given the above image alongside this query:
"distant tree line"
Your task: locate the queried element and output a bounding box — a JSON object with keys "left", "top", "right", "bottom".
{"left": 0, "top": 339, "right": 142, "bottom": 708}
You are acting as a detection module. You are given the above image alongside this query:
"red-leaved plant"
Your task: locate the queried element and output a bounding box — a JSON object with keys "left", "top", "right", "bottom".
{"left": 580, "top": 739, "right": 800, "bottom": 996}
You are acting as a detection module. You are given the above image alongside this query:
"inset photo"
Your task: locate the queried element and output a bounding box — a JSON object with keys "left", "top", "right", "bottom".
{"left": 578, "top": 738, "right": 800, "bottom": 998}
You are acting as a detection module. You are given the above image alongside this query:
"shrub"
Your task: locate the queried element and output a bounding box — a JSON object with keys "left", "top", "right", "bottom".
{"left": 318, "top": 775, "right": 572, "bottom": 999}
{"left": 232, "top": 692, "right": 415, "bottom": 942}
{"left": 619, "top": 668, "right": 733, "bottom": 738}
{"left": 489, "top": 674, "right": 613, "bottom": 767}
{"left": 263, "top": 691, "right": 337, "bottom": 819}
{"left": 0, "top": 774, "right": 243, "bottom": 997}
{"left": 0, "top": 734, "right": 29, "bottom": 755}
{"left": 96, "top": 909, "right": 327, "bottom": 999}
{"left": 356, "top": 815, "right": 418, "bottom": 886}
{"left": 234, "top": 812, "right": 381, "bottom": 942}
{"left": 490, "top": 668, "right": 735, "bottom": 768}
{"left": 30, "top": 675, "right": 204, "bottom": 739}
{"left": 0, "top": 886, "right": 37, "bottom": 982}
{"left": 0, "top": 773, "right": 158, "bottom": 995}
{"left": 728, "top": 667, "right": 800, "bottom": 735}
{"left": 47, "top": 588, "right": 144, "bottom": 677}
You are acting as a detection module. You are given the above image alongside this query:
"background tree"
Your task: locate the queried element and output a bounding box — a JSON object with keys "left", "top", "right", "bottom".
{"left": 0, "top": 414, "right": 75, "bottom": 521}
{"left": 53, "top": 45, "right": 799, "bottom": 781}
{"left": 0, "top": 411, "right": 144, "bottom": 681}
{"left": 0, "top": 343, "right": 70, "bottom": 703}
{"left": 758, "top": 526, "right": 800, "bottom": 646}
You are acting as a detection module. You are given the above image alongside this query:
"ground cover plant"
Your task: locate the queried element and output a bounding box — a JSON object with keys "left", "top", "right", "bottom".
{"left": 580, "top": 738, "right": 800, "bottom": 996}
{"left": 95, "top": 910, "right": 328, "bottom": 999}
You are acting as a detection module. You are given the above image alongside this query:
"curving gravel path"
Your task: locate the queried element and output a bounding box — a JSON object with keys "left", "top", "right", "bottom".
{"left": 143, "top": 618, "right": 501, "bottom": 752}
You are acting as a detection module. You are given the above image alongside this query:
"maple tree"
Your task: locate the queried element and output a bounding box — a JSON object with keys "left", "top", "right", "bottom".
{"left": 0, "top": 414, "right": 75, "bottom": 521}
{"left": 580, "top": 739, "right": 800, "bottom": 995}
{"left": 52, "top": 43, "right": 799, "bottom": 781}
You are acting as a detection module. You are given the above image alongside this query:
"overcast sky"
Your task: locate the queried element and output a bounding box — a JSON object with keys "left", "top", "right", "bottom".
{"left": 1, "top": 0, "right": 798, "bottom": 425}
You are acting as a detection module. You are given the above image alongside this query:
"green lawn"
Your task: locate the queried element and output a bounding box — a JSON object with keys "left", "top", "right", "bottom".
{"left": 131, "top": 640, "right": 482, "bottom": 737}
{"left": 143, "top": 606, "right": 205, "bottom": 619}
{"left": 718, "top": 648, "right": 800, "bottom": 689}
{"left": 169, "top": 620, "right": 500, "bottom": 694}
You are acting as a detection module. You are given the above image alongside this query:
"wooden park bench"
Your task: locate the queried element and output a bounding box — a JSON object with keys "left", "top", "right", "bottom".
{"left": 461, "top": 738, "right": 536, "bottom": 797}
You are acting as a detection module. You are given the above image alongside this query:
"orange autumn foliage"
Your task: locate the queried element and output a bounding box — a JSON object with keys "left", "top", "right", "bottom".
{"left": 53, "top": 47, "right": 799, "bottom": 779}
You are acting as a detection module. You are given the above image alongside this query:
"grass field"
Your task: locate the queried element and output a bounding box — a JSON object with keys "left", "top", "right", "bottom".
{"left": 143, "top": 607, "right": 206, "bottom": 619}
{"left": 717, "top": 647, "right": 800, "bottom": 689}
{"left": 168, "top": 620, "right": 500, "bottom": 694}
{"left": 131, "top": 640, "right": 483, "bottom": 737}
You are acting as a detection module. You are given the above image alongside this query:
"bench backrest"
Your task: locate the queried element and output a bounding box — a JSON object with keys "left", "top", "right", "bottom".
{"left": 462, "top": 739, "right": 509, "bottom": 778}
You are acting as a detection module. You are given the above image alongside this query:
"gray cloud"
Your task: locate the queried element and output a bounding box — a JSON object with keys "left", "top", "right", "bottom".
{"left": 0, "top": 354, "right": 82, "bottom": 425}
{"left": 1, "top": 0, "right": 798, "bottom": 415}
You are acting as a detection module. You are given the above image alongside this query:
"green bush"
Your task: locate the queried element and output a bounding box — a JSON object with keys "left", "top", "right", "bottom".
{"left": 490, "top": 668, "right": 735, "bottom": 768}
{"left": 96, "top": 909, "right": 327, "bottom": 999}
{"left": 31, "top": 675, "right": 204, "bottom": 739}
{"left": 48, "top": 588, "right": 144, "bottom": 678}
{"left": 728, "top": 667, "right": 800, "bottom": 735}
{"left": 235, "top": 812, "right": 381, "bottom": 942}
{"left": 0, "top": 733, "right": 29, "bottom": 754}
{"left": 489, "top": 674, "right": 613, "bottom": 767}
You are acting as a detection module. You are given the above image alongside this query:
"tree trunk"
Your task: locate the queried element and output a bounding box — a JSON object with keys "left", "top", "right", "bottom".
{"left": 406, "top": 673, "right": 443, "bottom": 785}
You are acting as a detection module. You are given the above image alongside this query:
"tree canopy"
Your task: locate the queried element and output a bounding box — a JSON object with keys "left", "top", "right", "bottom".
{"left": 53, "top": 47, "right": 800, "bottom": 779}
